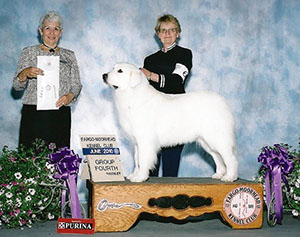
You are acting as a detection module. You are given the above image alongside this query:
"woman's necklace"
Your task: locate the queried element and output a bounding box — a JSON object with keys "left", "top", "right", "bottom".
{"left": 42, "top": 43, "right": 57, "bottom": 53}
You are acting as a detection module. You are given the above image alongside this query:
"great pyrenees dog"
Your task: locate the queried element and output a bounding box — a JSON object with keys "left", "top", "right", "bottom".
{"left": 103, "top": 63, "right": 238, "bottom": 182}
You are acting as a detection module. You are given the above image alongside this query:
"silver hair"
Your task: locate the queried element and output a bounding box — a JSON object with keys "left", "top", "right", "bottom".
{"left": 39, "top": 11, "right": 63, "bottom": 29}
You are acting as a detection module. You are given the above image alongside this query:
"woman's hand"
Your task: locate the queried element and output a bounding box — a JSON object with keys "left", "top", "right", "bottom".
{"left": 140, "top": 68, "right": 150, "bottom": 78}
{"left": 56, "top": 93, "right": 74, "bottom": 107}
{"left": 140, "top": 68, "right": 159, "bottom": 82}
{"left": 18, "top": 67, "right": 44, "bottom": 82}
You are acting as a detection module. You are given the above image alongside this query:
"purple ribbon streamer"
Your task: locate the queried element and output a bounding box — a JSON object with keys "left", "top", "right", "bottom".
{"left": 258, "top": 144, "right": 294, "bottom": 224}
{"left": 49, "top": 147, "right": 82, "bottom": 219}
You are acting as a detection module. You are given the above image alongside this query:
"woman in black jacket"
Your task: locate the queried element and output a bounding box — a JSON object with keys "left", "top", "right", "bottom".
{"left": 141, "top": 14, "right": 193, "bottom": 177}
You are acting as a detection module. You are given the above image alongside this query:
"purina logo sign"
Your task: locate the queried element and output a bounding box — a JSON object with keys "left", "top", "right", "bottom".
{"left": 58, "top": 221, "right": 92, "bottom": 229}
{"left": 57, "top": 218, "right": 95, "bottom": 234}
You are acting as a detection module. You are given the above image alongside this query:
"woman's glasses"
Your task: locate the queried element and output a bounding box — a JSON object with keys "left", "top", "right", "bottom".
{"left": 159, "top": 28, "right": 177, "bottom": 34}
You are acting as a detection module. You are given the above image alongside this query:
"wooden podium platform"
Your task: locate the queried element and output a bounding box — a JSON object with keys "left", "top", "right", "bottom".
{"left": 86, "top": 177, "right": 263, "bottom": 232}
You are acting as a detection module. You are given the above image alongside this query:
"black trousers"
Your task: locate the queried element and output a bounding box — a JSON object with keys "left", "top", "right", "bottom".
{"left": 150, "top": 144, "right": 184, "bottom": 177}
{"left": 19, "top": 105, "right": 71, "bottom": 149}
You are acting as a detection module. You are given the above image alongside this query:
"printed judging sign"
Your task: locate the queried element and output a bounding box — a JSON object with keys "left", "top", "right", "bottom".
{"left": 80, "top": 135, "right": 124, "bottom": 182}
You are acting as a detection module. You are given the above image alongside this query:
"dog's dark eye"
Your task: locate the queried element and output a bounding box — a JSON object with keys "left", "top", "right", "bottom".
{"left": 118, "top": 69, "right": 123, "bottom": 73}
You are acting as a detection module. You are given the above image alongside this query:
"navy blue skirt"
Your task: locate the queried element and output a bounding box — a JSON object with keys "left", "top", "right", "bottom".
{"left": 19, "top": 105, "right": 71, "bottom": 148}
{"left": 150, "top": 145, "right": 184, "bottom": 177}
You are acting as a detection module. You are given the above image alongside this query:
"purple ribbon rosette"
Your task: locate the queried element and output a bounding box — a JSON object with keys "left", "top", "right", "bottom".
{"left": 258, "top": 144, "right": 294, "bottom": 224}
{"left": 49, "top": 147, "right": 82, "bottom": 219}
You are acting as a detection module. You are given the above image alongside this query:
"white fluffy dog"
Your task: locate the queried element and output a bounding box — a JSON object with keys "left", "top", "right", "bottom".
{"left": 103, "top": 63, "right": 238, "bottom": 182}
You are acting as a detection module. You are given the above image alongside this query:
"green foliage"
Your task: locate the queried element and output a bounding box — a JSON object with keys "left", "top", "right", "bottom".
{"left": 0, "top": 139, "right": 63, "bottom": 228}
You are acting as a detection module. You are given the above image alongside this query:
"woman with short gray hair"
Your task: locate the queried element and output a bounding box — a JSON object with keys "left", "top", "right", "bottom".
{"left": 13, "top": 11, "right": 82, "bottom": 149}
{"left": 39, "top": 11, "right": 63, "bottom": 30}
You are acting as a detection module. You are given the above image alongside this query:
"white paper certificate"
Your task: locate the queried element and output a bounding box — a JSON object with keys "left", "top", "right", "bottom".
{"left": 37, "top": 56, "right": 60, "bottom": 110}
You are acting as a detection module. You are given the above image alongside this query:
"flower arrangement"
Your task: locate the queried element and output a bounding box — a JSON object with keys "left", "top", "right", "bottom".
{"left": 255, "top": 140, "right": 300, "bottom": 221}
{"left": 0, "top": 139, "right": 63, "bottom": 228}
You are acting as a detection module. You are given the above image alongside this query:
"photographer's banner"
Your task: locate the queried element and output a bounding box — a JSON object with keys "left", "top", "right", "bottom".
{"left": 80, "top": 135, "right": 124, "bottom": 182}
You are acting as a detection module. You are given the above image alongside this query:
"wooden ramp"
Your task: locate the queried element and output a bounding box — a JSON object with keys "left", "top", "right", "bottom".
{"left": 87, "top": 177, "right": 263, "bottom": 232}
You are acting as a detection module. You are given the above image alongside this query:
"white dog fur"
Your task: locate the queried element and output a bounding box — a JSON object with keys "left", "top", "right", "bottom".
{"left": 103, "top": 63, "right": 238, "bottom": 182}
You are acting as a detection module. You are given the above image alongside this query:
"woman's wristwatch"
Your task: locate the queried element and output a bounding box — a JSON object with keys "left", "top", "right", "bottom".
{"left": 147, "top": 72, "right": 152, "bottom": 81}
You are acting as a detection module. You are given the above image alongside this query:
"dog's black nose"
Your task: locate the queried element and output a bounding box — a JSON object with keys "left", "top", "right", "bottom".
{"left": 102, "top": 73, "right": 108, "bottom": 81}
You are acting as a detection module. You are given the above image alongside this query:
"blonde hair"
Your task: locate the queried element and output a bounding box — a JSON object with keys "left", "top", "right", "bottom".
{"left": 155, "top": 14, "right": 181, "bottom": 34}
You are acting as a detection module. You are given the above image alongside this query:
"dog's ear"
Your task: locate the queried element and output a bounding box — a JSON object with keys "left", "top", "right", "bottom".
{"left": 129, "top": 70, "right": 142, "bottom": 88}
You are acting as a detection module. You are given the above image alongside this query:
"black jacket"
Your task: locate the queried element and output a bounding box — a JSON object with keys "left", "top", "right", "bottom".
{"left": 143, "top": 44, "right": 192, "bottom": 94}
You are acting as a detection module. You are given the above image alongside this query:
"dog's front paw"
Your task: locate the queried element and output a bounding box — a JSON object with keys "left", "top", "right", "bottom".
{"left": 126, "top": 173, "right": 135, "bottom": 181}
{"left": 128, "top": 172, "right": 149, "bottom": 182}
{"left": 221, "top": 174, "right": 238, "bottom": 182}
{"left": 126, "top": 168, "right": 139, "bottom": 181}
{"left": 212, "top": 172, "right": 223, "bottom": 180}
